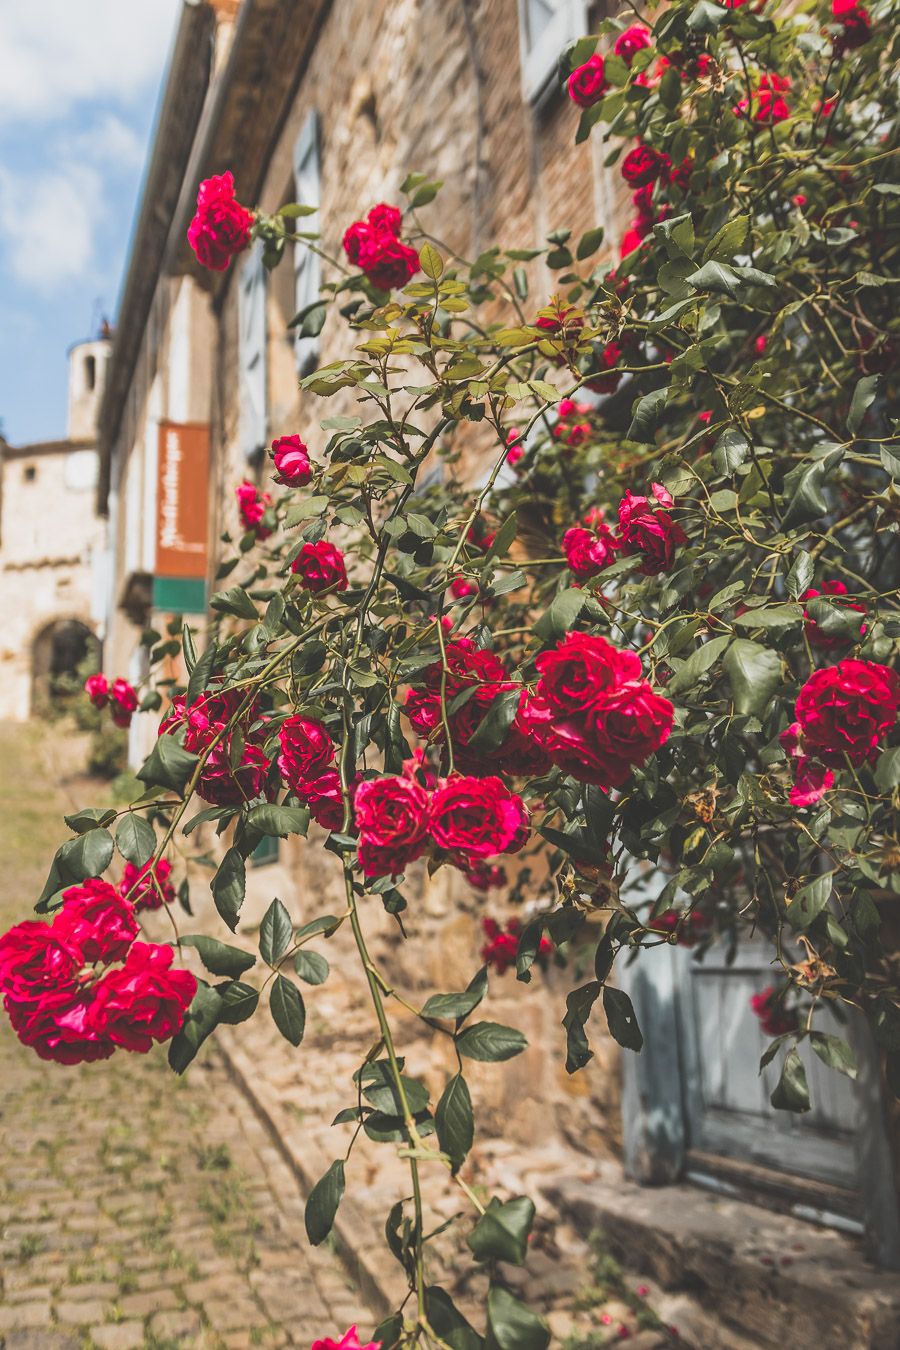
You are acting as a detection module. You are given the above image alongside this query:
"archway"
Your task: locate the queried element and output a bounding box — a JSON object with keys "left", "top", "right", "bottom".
{"left": 31, "top": 618, "right": 100, "bottom": 716}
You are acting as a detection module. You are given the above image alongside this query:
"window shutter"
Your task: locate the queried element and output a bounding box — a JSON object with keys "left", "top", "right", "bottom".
{"left": 517, "top": 0, "right": 588, "bottom": 105}
{"left": 239, "top": 241, "right": 268, "bottom": 461}
{"left": 293, "top": 110, "right": 322, "bottom": 376}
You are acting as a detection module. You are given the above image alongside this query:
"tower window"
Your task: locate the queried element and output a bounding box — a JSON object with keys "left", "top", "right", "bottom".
{"left": 23, "top": 464, "right": 36, "bottom": 482}
{"left": 85, "top": 355, "right": 96, "bottom": 391}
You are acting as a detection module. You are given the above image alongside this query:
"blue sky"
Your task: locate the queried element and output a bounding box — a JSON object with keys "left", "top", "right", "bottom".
{"left": 0, "top": 0, "right": 182, "bottom": 446}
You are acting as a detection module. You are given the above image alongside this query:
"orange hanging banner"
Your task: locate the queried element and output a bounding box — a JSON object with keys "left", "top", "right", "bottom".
{"left": 155, "top": 421, "right": 210, "bottom": 579}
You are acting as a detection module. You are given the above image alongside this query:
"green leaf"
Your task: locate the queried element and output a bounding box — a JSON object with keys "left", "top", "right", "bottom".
{"left": 627, "top": 387, "right": 667, "bottom": 443}
{"left": 422, "top": 966, "right": 488, "bottom": 1021}
{"left": 781, "top": 459, "right": 830, "bottom": 529}
{"left": 270, "top": 974, "right": 305, "bottom": 1045}
{"left": 468, "top": 1196, "right": 535, "bottom": 1266}
{"left": 426, "top": 1287, "right": 484, "bottom": 1350}
{"left": 724, "top": 639, "right": 782, "bottom": 716}
{"left": 456, "top": 1021, "right": 527, "bottom": 1062}
{"left": 576, "top": 226, "right": 604, "bottom": 260}
{"left": 603, "top": 985, "right": 643, "bottom": 1052}
{"left": 167, "top": 982, "right": 223, "bottom": 1074}
{"left": 209, "top": 585, "right": 259, "bottom": 620}
{"left": 468, "top": 687, "right": 521, "bottom": 751}
{"left": 733, "top": 603, "right": 802, "bottom": 632}
{"left": 809, "top": 1032, "right": 857, "bottom": 1080}
{"left": 247, "top": 803, "right": 310, "bottom": 838}
{"left": 419, "top": 242, "right": 444, "bottom": 281}
{"left": 36, "top": 828, "right": 115, "bottom": 910}
{"left": 216, "top": 979, "right": 259, "bottom": 1024}
{"left": 435, "top": 1073, "right": 474, "bottom": 1173}
{"left": 186, "top": 642, "right": 217, "bottom": 706}
{"left": 294, "top": 949, "right": 329, "bottom": 984}
{"left": 115, "top": 813, "right": 156, "bottom": 868}
{"left": 875, "top": 747, "right": 900, "bottom": 793}
{"left": 137, "top": 735, "right": 199, "bottom": 796}
{"left": 181, "top": 935, "right": 257, "bottom": 979}
{"left": 259, "top": 897, "right": 293, "bottom": 965}
{"left": 563, "top": 981, "right": 601, "bottom": 1073}
{"left": 295, "top": 913, "right": 343, "bottom": 941}
{"left": 666, "top": 635, "right": 731, "bottom": 695}
{"left": 485, "top": 510, "right": 518, "bottom": 563}
{"left": 786, "top": 873, "right": 833, "bottom": 929}
{"left": 686, "top": 260, "right": 743, "bottom": 298}
{"left": 63, "top": 807, "right": 116, "bottom": 834}
{"left": 847, "top": 374, "right": 880, "bottom": 436}
{"left": 704, "top": 214, "right": 750, "bottom": 262}
{"left": 486, "top": 1284, "right": 549, "bottom": 1350}
{"left": 535, "top": 586, "right": 586, "bottom": 640}
{"left": 211, "top": 847, "right": 246, "bottom": 932}
{"left": 304, "top": 1160, "right": 345, "bottom": 1245}
{"left": 770, "top": 1048, "right": 811, "bottom": 1113}
{"left": 712, "top": 427, "right": 750, "bottom": 475}
{"left": 786, "top": 552, "right": 815, "bottom": 599}
{"left": 687, "top": 0, "right": 728, "bottom": 31}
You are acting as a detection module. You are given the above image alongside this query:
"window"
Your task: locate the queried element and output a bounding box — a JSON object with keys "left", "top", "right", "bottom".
{"left": 23, "top": 464, "right": 36, "bottom": 482}
{"left": 517, "top": 0, "right": 589, "bottom": 104}
{"left": 251, "top": 836, "right": 280, "bottom": 868}
{"left": 84, "top": 354, "right": 96, "bottom": 391}
{"left": 292, "top": 110, "right": 322, "bottom": 376}
{"left": 238, "top": 240, "right": 268, "bottom": 461}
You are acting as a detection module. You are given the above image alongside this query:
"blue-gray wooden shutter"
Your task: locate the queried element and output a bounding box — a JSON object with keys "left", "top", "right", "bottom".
{"left": 293, "top": 110, "right": 321, "bottom": 376}
{"left": 517, "top": 0, "right": 588, "bottom": 103}
{"left": 239, "top": 240, "right": 268, "bottom": 460}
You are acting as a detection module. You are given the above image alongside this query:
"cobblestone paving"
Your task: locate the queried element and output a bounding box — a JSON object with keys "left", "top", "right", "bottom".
{"left": 0, "top": 723, "right": 371, "bottom": 1350}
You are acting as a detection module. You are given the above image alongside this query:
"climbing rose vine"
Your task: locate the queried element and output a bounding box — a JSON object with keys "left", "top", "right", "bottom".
{"left": 5, "top": 1, "right": 899, "bottom": 1345}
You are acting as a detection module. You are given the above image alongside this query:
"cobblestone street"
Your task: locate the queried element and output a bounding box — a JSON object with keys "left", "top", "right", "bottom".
{"left": 0, "top": 723, "right": 372, "bottom": 1350}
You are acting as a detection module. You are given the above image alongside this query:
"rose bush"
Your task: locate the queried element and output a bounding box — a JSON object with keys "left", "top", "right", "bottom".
{"left": 4, "top": 1, "right": 899, "bottom": 1345}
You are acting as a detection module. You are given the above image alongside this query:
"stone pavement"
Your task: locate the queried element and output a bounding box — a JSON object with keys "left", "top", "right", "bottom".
{"left": 0, "top": 722, "right": 374, "bottom": 1350}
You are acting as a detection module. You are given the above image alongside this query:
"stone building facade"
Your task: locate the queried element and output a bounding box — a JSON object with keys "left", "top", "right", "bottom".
{"left": 94, "top": 0, "right": 900, "bottom": 1311}
{"left": 0, "top": 337, "right": 110, "bottom": 721}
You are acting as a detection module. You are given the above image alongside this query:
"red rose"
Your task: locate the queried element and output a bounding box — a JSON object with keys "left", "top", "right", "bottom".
{"left": 278, "top": 716, "right": 335, "bottom": 791}
{"left": 236, "top": 480, "right": 273, "bottom": 538}
{"left": 90, "top": 942, "right": 196, "bottom": 1053}
{"left": 354, "top": 774, "right": 431, "bottom": 878}
{"left": 522, "top": 632, "right": 674, "bottom": 788}
{"left": 311, "top": 1328, "right": 380, "bottom": 1350}
{"left": 649, "top": 908, "right": 710, "bottom": 948}
{"left": 84, "top": 672, "right": 109, "bottom": 708}
{"left": 618, "top": 482, "right": 687, "bottom": 575}
{"left": 291, "top": 540, "right": 348, "bottom": 593}
{"left": 587, "top": 340, "right": 624, "bottom": 395}
{"left": 465, "top": 862, "right": 507, "bottom": 891}
{"left": 481, "top": 916, "right": 553, "bottom": 974}
{"left": 187, "top": 171, "right": 254, "bottom": 272}
{"left": 55, "top": 879, "right": 139, "bottom": 965}
{"left": 832, "top": 0, "right": 871, "bottom": 50}
{"left": 404, "top": 639, "right": 514, "bottom": 772}
{"left": 568, "top": 54, "right": 608, "bottom": 108}
{"left": 614, "top": 25, "right": 651, "bottom": 66}
{"left": 499, "top": 690, "right": 554, "bottom": 779}
{"left": 621, "top": 145, "right": 670, "bottom": 187}
{"left": 736, "top": 74, "right": 790, "bottom": 124}
{"left": 296, "top": 768, "right": 345, "bottom": 832}
{"left": 357, "top": 233, "right": 420, "bottom": 291}
{"left": 197, "top": 738, "right": 270, "bottom": 805}
{"left": 367, "top": 203, "right": 402, "bottom": 237}
{"left": 750, "top": 986, "right": 797, "bottom": 1038}
{"left": 794, "top": 659, "right": 900, "bottom": 767}
{"left": 0, "top": 920, "right": 83, "bottom": 1006}
{"left": 801, "top": 580, "right": 867, "bottom": 649}
{"left": 619, "top": 227, "right": 647, "bottom": 258}
{"left": 7, "top": 996, "right": 114, "bottom": 1066}
{"left": 342, "top": 221, "right": 371, "bottom": 264}
{"left": 789, "top": 757, "right": 835, "bottom": 808}
{"left": 272, "top": 435, "right": 312, "bottom": 486}
{"left": 430, "top": 776, "right": 529, "bottom": 861}
{"left": 120, "top": 859, "right": 175, "bottom": 912}
{"left": 562, "top": 524, "right": 619, "bottom": 580}
{"left": 110, "top": 678, "right": 139, "bottom": 729}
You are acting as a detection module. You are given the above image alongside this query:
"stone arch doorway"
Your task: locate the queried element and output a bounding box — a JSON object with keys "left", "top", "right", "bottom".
{"left": 31, "top": 618, "right": 100, "bottom": 715}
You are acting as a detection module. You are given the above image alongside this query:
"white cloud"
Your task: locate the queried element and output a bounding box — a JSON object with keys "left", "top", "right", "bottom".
{"left": 0, "top": 163, "right": 104, "bottom": 290}
{"left": 62, "top": 113, "right": 146, "bottom": 173}
{"left": 0, "top": 0, "right": 182, "bottom": 127}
